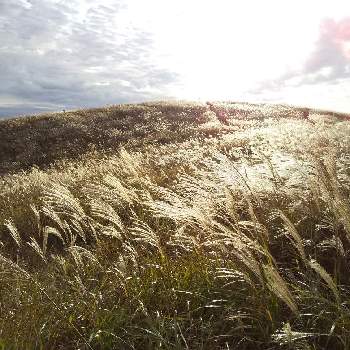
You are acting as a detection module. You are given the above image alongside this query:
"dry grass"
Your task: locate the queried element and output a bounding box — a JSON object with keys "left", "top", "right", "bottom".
{"left": 0, "top": 101, "right": 350, "bottom": 349}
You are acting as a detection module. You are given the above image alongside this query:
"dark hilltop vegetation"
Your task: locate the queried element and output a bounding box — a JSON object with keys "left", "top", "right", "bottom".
{"left": 1, "top": 101, "right": 350, "bottom": 349}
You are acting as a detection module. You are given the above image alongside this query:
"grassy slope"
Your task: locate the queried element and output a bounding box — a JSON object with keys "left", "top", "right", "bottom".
{"left": 1, "top": 101, "right": 350, "bottom": 349}
{"left": 2, "top": 101, "right": 347, "bottom": 176}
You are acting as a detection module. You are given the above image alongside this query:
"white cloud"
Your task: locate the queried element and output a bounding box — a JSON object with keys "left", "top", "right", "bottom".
{"left": 0, "top": 0, "right": 350, "bottom": 117}
{"left": 0, "top": 0, "right": 179, "bottom": 117}
{"left": 249, "top": 16, "right": 350, "bottom": 112}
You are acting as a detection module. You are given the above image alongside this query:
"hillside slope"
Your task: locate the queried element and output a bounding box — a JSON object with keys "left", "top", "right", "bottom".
{"left": 1, "top": 101, "right": 350, "bottom": 349}
{"left": 1, "top": 101, "right": 348, "bottom": 176}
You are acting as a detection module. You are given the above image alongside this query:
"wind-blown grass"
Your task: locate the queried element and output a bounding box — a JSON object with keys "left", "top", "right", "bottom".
{"left": 0, "top": 101, "right": 350, "bottom": 349}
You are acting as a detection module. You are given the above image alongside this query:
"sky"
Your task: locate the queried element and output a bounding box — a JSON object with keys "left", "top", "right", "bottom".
{"left": 0, "top": 0, "right": 350, "bottom": 118}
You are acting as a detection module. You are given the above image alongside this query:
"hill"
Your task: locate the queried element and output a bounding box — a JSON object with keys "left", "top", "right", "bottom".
{"left": 1, "top": 101, "right": 348, "bottom": 176}
{"left": 1, "top": 101, "right": 350, "bottom": 349}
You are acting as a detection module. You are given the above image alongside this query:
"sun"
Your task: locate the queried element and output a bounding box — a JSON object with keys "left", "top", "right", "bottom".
{"left": 133, "top": 0, "right": 320, "bottom": 101}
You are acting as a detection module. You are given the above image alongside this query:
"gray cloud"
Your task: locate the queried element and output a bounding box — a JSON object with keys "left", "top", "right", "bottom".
{"left": 0, "top": 0, "right": 179, "bottom": 118}
{"left": 304, "top": 18, "right": 350, "bottom": 72}
{"left": 250, "top": 17, "right": 350, "bottom": 95}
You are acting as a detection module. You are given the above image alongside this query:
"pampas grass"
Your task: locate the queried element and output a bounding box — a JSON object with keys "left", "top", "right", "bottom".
{"left": 0, "top": 101, "right": 350, "bottom": 349}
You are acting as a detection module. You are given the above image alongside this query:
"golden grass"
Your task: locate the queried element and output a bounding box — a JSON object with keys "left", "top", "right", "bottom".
{"left": 0, "top": 101, "right": 350, "bottom": 349}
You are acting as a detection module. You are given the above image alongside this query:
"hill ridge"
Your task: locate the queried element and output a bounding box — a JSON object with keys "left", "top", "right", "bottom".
{"left": 0, "top": 100, "right": 348, "bottom": 176}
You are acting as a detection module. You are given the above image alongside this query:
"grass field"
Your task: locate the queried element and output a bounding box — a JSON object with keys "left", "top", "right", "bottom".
{"left": 1, "top": 101, "right": 350, "bottom": 349}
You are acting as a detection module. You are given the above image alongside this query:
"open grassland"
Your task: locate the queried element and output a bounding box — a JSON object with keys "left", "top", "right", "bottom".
{"left": 1, "top": 101, "right": 350, "bottom": 349}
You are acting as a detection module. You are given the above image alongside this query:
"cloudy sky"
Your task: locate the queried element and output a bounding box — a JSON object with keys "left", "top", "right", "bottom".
{"left": 0, "top": 0, "right": 350, "bottom": 118}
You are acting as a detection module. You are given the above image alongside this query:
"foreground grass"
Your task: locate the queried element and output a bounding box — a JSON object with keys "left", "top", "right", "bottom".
{"left": 1, "top": 101, "right": 350, "bottom": 349}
